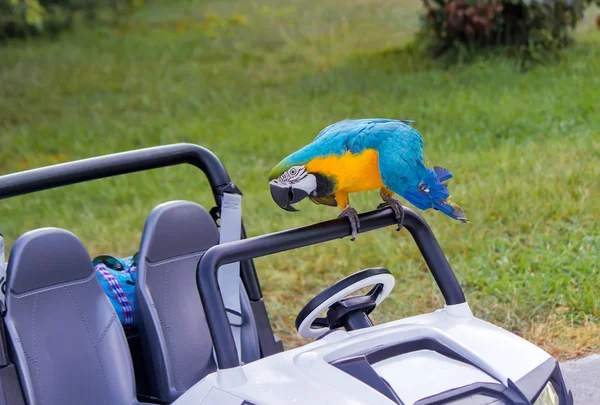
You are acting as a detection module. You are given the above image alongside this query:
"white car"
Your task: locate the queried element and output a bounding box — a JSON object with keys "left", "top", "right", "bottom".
{"left": 0, "top": 143, "right": 572, "bottom": 405}
{"left": 179, "top": 203, "right": 573, "bottom": 405}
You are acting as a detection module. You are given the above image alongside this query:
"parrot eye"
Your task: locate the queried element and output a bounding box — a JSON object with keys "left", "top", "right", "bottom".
{"left": 289, "top": 168, "right": 297, "bottom": 176}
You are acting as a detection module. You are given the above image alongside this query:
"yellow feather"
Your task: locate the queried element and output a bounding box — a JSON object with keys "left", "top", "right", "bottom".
{"left": 305, "top": 149, "right": 384, "bottom": 209}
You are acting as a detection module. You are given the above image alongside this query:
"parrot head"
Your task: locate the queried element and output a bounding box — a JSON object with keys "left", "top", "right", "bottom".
{"left": 268, "top": 156, "right": 337, "bottom": 212}
{"left": 268, "top": 163, "right": 317, "bottom": 212}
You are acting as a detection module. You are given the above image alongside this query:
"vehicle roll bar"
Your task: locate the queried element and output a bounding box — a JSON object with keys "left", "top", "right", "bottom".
{"left": 0, "top": 142, "right": 282, "bottom": 355}
{"left": 196, "top": 206, "right": 466, "bottom": 369}
{"left": 0, "top": 143, "right": 234, "bottom": 203}
{"left": 0, "top": 142, "right": 267, "bottom": 298}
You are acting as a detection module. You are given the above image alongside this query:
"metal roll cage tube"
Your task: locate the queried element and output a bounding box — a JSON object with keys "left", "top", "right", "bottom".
{"left": 196, "top": 206, "right": 467, "bottom": 370}
{"left": 0, "top": 143, "right": 284, "bottom": 352}
{"left": 0, "top": 143, "right": 266, "bottom": 294}
{"left": 0, "top": 143, "right": 231, "bottom": 202}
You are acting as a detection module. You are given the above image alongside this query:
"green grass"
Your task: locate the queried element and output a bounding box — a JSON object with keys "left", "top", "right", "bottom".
{"left": 1, "top": 0, "right": 599, "bottom": 359}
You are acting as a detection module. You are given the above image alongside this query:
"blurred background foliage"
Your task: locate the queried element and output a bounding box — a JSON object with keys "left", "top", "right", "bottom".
{"left": 1, "top": 0, "right": 598, "bottom": 66}
{"left": 0, "top": 0, "right": 142, "bottom": 40}
{"left": 420, "top": 0, "right": 600, "bottom": 66}
{"left": 1, "top": 0, "right": 598, "bottom": 358}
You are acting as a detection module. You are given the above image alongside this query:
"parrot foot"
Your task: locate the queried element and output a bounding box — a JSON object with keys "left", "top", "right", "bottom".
{"left": 338, "top": 206, "right": 360, "bottom": 241}
{"left": 377, "top": 193, "right": 405, "bottom": 231}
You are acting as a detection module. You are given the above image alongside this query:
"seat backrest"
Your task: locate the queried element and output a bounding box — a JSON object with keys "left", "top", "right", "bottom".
{"left": 3, "top": 228, "right": 139, "bottom": 405}
{"left": 135, "top": 200, "right": 260, "bottom": 402}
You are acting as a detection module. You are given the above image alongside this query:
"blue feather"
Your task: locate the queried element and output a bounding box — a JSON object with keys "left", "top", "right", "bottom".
{"left": 433, "top": 166, "right": 452, "bottom": 182}
{"left": 433, "top": 199, "right": 468, "bottom": 222}
{"left": 401, "top": 190, "right": 431, "bottom": 210}
{"left": 280, "top": 119, "right": 421, "bottom": 169}
{"left": 432, "top": 200, "right": 456, "bottom": 216}
{"left": 422, "top": 168, "right": 450, "bottom": 201}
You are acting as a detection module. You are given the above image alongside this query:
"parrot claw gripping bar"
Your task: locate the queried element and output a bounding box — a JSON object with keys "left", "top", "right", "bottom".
{"left": 337, "top": 206, "right": 361, "bottom": 241}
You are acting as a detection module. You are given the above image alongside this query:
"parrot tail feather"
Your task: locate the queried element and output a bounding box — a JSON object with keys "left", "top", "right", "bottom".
{"left": 421, "top": 167, "right": 450, "bottom": 201}
{"left": 433, "top": 166, "right": 452, "bottom": 182}
{"left": 402, "top": 167, "right": 469, "bottom": 223}
{"left": 432, "top": 198, "right": 469, "bottom": 223}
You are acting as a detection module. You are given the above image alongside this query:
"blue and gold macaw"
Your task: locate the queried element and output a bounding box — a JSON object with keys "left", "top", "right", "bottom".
{"left": 268, "top": 118, "right": 468, "bottom": 240}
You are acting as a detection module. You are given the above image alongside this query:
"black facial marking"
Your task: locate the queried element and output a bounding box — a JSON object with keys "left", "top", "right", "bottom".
{"left": 313, "top": 172, "right": 336, "bottom": 197}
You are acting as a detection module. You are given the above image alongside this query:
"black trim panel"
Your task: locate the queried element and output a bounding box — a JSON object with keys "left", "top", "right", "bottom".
{"left": 414, "top": 382, "right": 507, "bottom": 404}
{"left": 332, "top": 356, "right": 404, "bottom": 404}
{"left": 516, "top": 357, "right": 573, "bottom": 405}
{"left": 546, "top": 362, "right": 574, "bottom": 405}
{"left": 515, "top": 357, "right": 557, "bottom": 401}
{"left": 364, "top": 337, "right": 478, "bottom": 368}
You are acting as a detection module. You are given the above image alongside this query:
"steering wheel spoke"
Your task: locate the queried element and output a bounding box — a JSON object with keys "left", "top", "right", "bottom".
{"left": 312, "top": 317, "right": 330, "bottom": 328}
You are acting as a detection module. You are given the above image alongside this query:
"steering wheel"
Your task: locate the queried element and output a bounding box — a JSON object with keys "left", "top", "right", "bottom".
{"left": 295, "top": 268, "right": 395, "bottom": 339}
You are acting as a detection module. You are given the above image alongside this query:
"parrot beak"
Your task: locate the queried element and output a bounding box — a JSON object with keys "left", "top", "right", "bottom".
{"left": 269, "top": 182, "right": 311, "bottom": 212}
{"left": 269, "top": 174, "right": 316, "bottom": 212}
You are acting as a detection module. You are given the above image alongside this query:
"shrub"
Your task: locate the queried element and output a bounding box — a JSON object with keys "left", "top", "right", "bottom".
{"left": 0, "top": 0, "right": 141, "bottom": 41}
{"left": 419, "top": 0, "right": 600, "bottom": 66}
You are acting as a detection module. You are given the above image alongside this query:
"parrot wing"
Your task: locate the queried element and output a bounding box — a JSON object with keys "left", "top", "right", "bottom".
{"left": 272, "top": 119, "right": 421, "bottom": 177}
{"left": 309, "top": 119, "right": 418, "bottom": 156}
{"left": 313, "top": 118, "right": 402, "bottom": 142}
{"left": 376, "top": 123, "right": 427, "bottom": 197}
{"left": 376, "top": 125, "right": 467, "bottom": 221}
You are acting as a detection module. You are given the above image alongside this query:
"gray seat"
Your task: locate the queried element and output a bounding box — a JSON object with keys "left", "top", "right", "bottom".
{"left": 3, "top": 228, "right": 149, "bottom": 405}
{"left": 135, "top": 200, "right": 260, "bottom": 402}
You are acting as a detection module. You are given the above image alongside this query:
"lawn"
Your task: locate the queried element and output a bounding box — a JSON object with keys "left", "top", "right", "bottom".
{"left": 1, "top": 0, "right": 599, "bottom": 360}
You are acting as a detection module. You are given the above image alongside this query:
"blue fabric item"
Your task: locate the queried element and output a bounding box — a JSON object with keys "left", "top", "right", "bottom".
{"left": 93, "top": 255, "right": 137, "bottom": 327}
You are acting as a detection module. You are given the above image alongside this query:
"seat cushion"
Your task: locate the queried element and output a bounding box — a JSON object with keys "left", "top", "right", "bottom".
{"left": 135, "top": 200, "right": 260, "bottom": 402}
{"left": 4, "top": 228, "right": 139, "bottom": 405}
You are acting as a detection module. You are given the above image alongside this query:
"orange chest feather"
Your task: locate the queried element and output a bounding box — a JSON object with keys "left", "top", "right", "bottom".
{"left": 305, "top": 149, "right": 384, "bottom": 192}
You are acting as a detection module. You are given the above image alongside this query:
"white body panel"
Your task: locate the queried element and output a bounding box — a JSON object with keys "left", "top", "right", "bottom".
{"left": 373, "top": 350, "right": 497, "bottom": 404}
{"left": 173, "top": 303, "right": 552, "bottom": 405}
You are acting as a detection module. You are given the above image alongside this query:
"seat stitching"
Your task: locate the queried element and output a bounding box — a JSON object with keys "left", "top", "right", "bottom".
{"left": 22, "top": 350, "right": 39, "bottom": 367}
{"left": 146, "top": 251, "right": 204, "bottom": 266}
{"left": 95, "top": 314, "right": 117, "bottom": 349}
{"left": 10, "top": 328, "right": 40, "bottom": 401}
{"left": 66, "top": 287, "right": 113, "bottom": 405}
{"left": 10, "top": 273, "right": 96, "bottom": 298}
{"left": 31, "top": 294, "right": 44, "bottom": 404}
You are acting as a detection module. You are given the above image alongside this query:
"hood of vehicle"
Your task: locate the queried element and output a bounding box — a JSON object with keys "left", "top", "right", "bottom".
{"left": 175, "top": 304, "right": 554, "bottom": 405}
{"left": 370, "top": 349, "right": 499, "bottom": 404}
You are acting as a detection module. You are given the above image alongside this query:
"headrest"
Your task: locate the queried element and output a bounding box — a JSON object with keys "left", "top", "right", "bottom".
{"left": 140, "top": 201, "right": 219, "bottom": 263}
{"left": 7, "top": 228, "right": 93, "bottom": 295}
